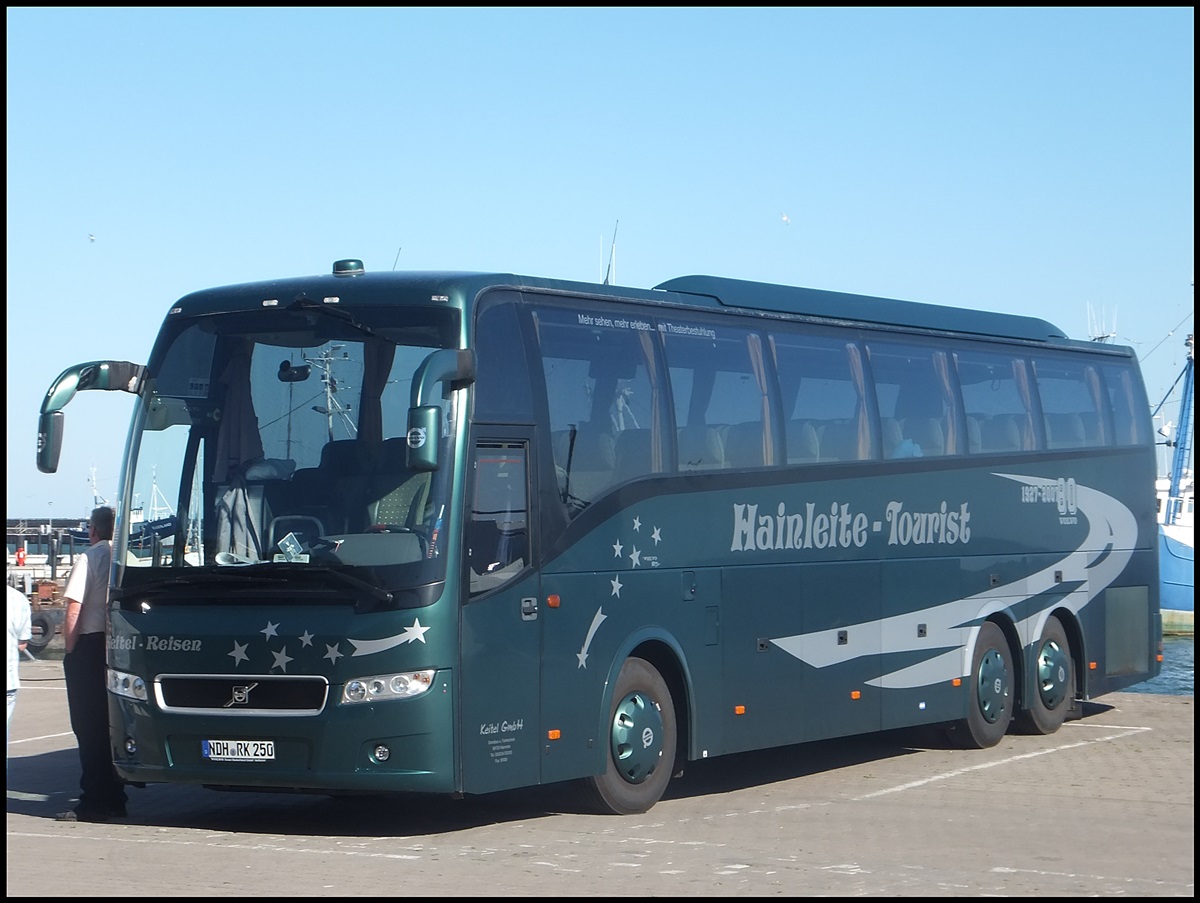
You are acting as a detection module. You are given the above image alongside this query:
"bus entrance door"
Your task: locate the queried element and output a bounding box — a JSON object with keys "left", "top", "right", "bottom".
{"left": 458, "top": 438, "right": 543, "bottom": 794}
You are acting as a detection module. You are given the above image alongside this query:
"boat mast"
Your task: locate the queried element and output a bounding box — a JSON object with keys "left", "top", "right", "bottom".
{"left": 1165, "top": 333, "right": 1194, "bottom": 525}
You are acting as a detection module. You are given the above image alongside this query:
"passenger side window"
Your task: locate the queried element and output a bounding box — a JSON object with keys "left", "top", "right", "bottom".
{"left": 661, "top": 319, "right": 770, "bottom": 470}
{"left": 1032, "top": 356, "right": 1110, "bottom": 449}
{"left": 867, "top": 340, "right": 960, "bottom": 458}
{"left": 772, "top": 330, "right": 869, "bottom": 463}
{"left": 1098, "top": 361, "right": 1152, "bottom": 447}
{"left": 955, "top": 348, "right": 1037, "bottom": 454}
{"left": 532, "top": 305, "right": 658, "bottom": 515}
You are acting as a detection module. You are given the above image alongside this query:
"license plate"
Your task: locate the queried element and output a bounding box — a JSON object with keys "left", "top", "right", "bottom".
{"left": 202, "top": 739, "right": 275, "bottom": 762}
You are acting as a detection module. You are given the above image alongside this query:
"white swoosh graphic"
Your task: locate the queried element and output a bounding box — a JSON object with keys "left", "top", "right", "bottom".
{"left": 347, "top": 618, "right": 431, "bottom": 657}
{"left": 770, "top": 474, "right": 1139, "bottom": 688}
{"left": 577, "top": 607, "right": 608, "bottom": 668}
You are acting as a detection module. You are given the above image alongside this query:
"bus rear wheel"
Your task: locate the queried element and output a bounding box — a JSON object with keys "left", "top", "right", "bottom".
{"left": 582, "top": 657, "right": 676, "bottom": 815}
{"left": 947, "top": 621, "right": 1013, "bottom": 749}
{"left": 1014, "top": 615, "right": 1074, "bottom": 735}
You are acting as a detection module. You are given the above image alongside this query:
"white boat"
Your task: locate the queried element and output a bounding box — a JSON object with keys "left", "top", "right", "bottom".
{"left": 1156, "top": 333, "right": 1194, "bottom": 636}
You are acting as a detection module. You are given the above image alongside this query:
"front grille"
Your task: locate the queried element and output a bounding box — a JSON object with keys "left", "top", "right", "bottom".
{"left": 156, "top": 674, "right": 329, "bottom": 715}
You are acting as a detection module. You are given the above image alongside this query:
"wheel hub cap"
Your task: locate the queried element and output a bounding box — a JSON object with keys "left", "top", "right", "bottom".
{"left": 976, "top": 648, "right": 1009, "bottom": 724}
{"left": 609, "top": 691, "right": 664, "bottom": 784}
{"left": 1036, "top": 639, "right": 1070, "bottom": 710}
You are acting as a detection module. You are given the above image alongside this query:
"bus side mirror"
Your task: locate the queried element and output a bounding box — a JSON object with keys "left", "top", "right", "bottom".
{"left": 406, "top": 406, "right": 442, "bottom": 472}
{"left": 36, "top": 360, "right": 144, "bottom": 474}
{"left": 37, "top": 411, "right": 65, "bottom": 474}
{"left": 405, "top": 349, "right": 475, "bottom": 472}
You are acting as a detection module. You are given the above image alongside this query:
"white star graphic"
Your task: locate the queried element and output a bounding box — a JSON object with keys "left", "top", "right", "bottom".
{"left": 612, "top": 538, "right": 624, "bottom": 558}
{"left": 632, "top": 516, "right": 642, "bottom": 532}
{"left": 299, "top": 630, "right": 314, "bottom": 647}
{"left": 228, "top": 641, "right": 249, "bottom": 666}
{"left": 651, "top": 526, "right": 662, "bottom": 545}
{"left": 629, "top": 547, "right": 641, "bottom": 568}
{"left": 610, "top": 575, "right": 623, "bottom": 597}
{"left": 399, "top": 618, "right": 430, "bottom": 644}
{"left": 261, "top": 621, "right": 279, "bottom": 640}
{"left": 324, "top": 643, "right": 343, "bottom": 664}
{"left": 271, "top": 647, "right": 293, "bottom": 672}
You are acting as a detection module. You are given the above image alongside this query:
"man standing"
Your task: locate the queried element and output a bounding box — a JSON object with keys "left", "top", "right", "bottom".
{"left": 56, "top": 505, "right": 128, "bottom": 822}
{"left": 7, "top": 580, "right": 32, "bottom": 762}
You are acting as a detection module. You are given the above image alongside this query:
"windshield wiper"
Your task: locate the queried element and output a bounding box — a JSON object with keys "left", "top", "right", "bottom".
{"left": 117, "top": 565, "right": 392, "bottom": 608}
{"left": 298, "top": 565, "right": 394, "bottom": 607}
{"left": 288, "top": 296, "right": 391, "bottom": 343}
{"left": 115, "top": 571, "right": 289, "bottom": 601}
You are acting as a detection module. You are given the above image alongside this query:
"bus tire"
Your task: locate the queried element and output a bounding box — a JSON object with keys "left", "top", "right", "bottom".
{"left": 1014, "top": 615, "right": 1074, "bottom": 735}
{"left": 27, "top": 614, "right": 54, "bottom": 654}
{"left": 948, "top": 621, "right": 1013, "bottom": 749}
{"left": 583, "top": 657, "right": 677, "bottom": 815}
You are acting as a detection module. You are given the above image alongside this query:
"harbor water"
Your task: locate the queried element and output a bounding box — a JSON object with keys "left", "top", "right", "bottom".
{"left": 1124, "top": 634, "right": 1194, "bottom": 696}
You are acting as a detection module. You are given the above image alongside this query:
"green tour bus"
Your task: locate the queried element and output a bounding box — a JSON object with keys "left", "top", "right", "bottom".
{"left": 37, "top": 261, "right": 1162, "bottom": 814}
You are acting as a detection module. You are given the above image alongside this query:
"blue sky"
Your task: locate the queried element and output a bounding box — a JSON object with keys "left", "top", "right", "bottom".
{"left": 6, "top": 7, "right": 1194, "bottom": 519}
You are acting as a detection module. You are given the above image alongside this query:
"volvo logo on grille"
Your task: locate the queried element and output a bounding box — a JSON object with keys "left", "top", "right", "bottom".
{"left": 225, "top": 682, "right": 259, "bottom": 707}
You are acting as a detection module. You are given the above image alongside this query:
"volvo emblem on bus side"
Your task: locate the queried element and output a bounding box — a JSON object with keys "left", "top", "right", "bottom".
{"left": 407, "top": 426, "right": 427, "bottom": 449}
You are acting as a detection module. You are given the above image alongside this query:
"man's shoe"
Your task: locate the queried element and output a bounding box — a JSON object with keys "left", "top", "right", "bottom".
{"left": 55, "top": 804, "right": 125, "bottom": 823}
{"left": 55, "top": 808, "right": 107, "bottom": 823}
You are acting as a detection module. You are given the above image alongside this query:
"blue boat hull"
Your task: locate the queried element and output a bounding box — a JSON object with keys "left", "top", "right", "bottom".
{"left": 1159, "top": 525, "right": 1194, "bottom": 635}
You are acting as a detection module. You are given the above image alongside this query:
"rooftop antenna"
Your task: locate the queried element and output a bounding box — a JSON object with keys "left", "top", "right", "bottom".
{"left": 392, "top": 246, "right": 402, "bottom": 271}
{"left": 602, "top": 220, "right": 619, "bottom": 285}
{"left": 1087, "top": 302, "right": 1116, "bottom": 343}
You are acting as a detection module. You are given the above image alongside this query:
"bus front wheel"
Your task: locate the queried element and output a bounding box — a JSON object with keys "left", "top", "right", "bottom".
{"left": 583, "top": 657, "right": 677, "bottom": 815}
{"left": 948, "top": 621, "right": 1013, "bottom": 749}
{"left": 1014, "top": 615, "right": 1074, "bottom": 735}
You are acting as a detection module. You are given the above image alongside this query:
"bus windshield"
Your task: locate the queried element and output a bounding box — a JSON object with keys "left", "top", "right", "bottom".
{"left": 117, "top": 304, "right": 461, "bottom": 608}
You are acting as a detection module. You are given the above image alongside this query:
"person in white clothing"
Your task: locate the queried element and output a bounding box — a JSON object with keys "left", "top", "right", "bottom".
{"left": 56, "top": 506, "right": 128, "bottom": 822}
{"left": 7, "top": 581, "right": 32, "bottom": 762}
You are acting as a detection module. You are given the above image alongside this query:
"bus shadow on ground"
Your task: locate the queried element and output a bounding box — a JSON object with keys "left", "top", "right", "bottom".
{"left": 7, "top": 708, "right": 1117, "bottom": 836}
{"left": 664, "top": 726, "right": 937, "bottom": 802}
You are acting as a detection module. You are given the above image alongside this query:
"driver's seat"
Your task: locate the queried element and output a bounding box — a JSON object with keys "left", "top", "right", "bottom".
{"left": 366, "top": 436, "right": 431, "bottom": 530}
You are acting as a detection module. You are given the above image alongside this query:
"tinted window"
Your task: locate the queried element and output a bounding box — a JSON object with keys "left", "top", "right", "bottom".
{"left": 772, "top": 330, "right": 870, "bottom": 463}
{"left": 660, "top": 318, "right": 770, "bottom": 470}
{"left": 468, "top": 442, "right": 529, "bottom": 595}
{"left": 955, "top": 348, "right": 1037, "bottom": 453}
{"left": 1098, "top": 360, "right": 1152, "bottom": 447}
{"left": 531, "top": 304, "right": 659, "bottom": 513}
{"left": 867, "top": 340, "right": 961, "bottom": 457}
{"left": 1033, "top": 356, "right": 1109, "bottom": 449}
{"left": 474, "top": 298, "right": 534, "bottom": 423}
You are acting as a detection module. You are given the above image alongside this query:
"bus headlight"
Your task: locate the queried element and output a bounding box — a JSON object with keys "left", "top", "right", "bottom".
{"left": 342, "top": 669, "right": 435, "bottom": 705}
{"left": 107, "top": 667, "right": 149, "bottom": 702}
